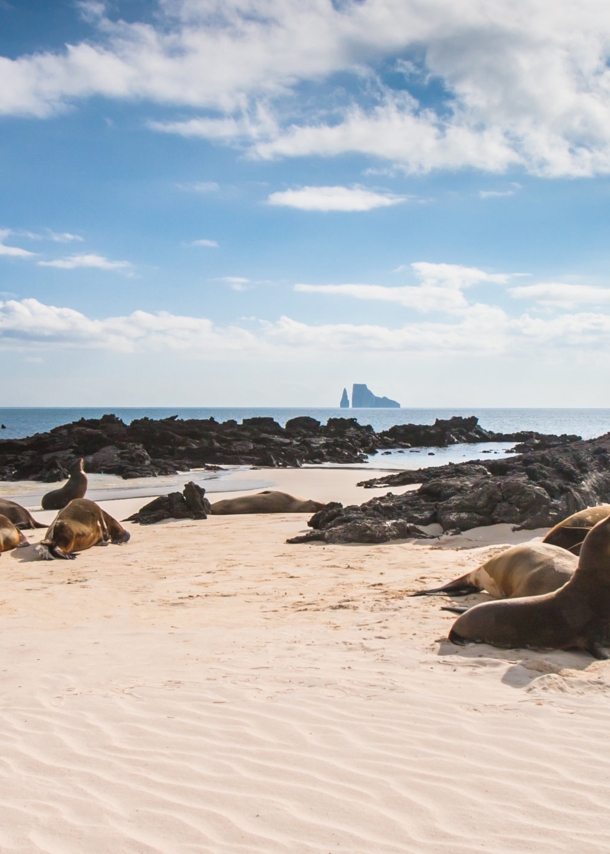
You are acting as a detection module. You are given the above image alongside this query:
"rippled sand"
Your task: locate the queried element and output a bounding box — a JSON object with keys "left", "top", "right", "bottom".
{"left": 1, "top": 468, "right": 610, "bottom": 852}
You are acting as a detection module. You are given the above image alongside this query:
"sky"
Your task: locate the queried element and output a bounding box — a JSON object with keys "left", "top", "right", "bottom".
{"left": 2, "top": 0, "right": 610, "bottom": 407}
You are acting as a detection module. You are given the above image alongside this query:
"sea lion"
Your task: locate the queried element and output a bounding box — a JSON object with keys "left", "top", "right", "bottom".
{"left": 41, "top": 458, "right": 88, "bottom": 511}
{"left": 413, "top": 543, "right": 577, "bottom": 599}
{"left": 0, "top": 514, "right": 27, "bottom": 555}
{"left": 209, "top": 490, "right": 326, "bottom": 515}
{"left": 448, "top": 513, "right": 610, "bottom": 658}
{"left": 542, "top": 505, "right": 610, "bottom": 555}
{"left": 0, "top": 498, "right": 46, "bottom": 529}
{"left": 38, "top": 498, "right": 130, "bottom": 560}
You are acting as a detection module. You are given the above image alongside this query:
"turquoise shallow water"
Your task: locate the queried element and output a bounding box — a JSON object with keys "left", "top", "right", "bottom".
{"left": 0, "top": 407, "right": 608, "bottom": 441}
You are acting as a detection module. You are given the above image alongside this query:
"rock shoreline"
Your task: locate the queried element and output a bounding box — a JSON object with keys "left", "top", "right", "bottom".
{"left": 289, "top": 432, "right": 610, "bottom": 544}
{"left": 0, "top": 414, "right": 574, "bottom": 482}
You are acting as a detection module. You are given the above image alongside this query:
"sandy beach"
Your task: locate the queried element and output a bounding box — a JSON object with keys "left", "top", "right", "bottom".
{"left": 1, "top": 467, "right": 610, "bottom": 852}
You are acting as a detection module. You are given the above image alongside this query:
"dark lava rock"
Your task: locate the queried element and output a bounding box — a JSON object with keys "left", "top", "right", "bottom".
{"left": 294, "top": 433, "right": 610, "bottom": 544}
{"left": 0, "top": 412, "right": 578, "bottom": 482}
{"left": 127, "top": 482, "right": 212, "bottom": 525}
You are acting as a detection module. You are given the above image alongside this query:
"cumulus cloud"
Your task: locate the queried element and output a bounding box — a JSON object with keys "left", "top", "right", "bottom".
{"left": 296, "top": 262, "right": 513, "bottom": 312}
{"left": 1, "top": 296, "right": 609, "bottom": 359}
{"left": 510, "top": 282, "right": 610, "bottom": 306}
{"left": 268, "top": 185, "right": 406, "bottom": 212}
{"left": 3, "top": 1, "right": 610, "bottom": 176}
{"left": 37, "top": 253, "right": 133, "bottom": 272}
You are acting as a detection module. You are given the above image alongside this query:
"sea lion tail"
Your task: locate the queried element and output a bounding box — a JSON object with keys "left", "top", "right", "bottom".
{"left": 36, "top": 544, "right": 54, "bottom": 561}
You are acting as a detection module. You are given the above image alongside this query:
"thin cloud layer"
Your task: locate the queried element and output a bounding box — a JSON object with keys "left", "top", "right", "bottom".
{"left": 268, "top": 186, "right": 406, "bottom": 212}
{"left": 296, "top": 263, "right": 513, "bottom": 312}
{"left": 510, "top": 282, "right": 610, "bottom": 306}
{"left": 37, "top": 253, "right": 133, "bottom": 272}
{"left": 3, "top": 1, "right": 610, "bottom": 176}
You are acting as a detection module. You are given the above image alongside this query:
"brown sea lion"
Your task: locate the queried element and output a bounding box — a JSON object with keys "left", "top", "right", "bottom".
{"left": 0, "top": 514, "right": 27, "bottom": 555}
{"left": 209, "top": 490, "right": 325, "bottom": 515}
{"left": 448, "top": 514, "right": 610, "bottom": 658}
{"left": 0, "top": 498, "right": 45, "bottom": 529}
{"left": 41, "top": 458, "right": 87, "bottom": 511}
{"left": 413, "top": 543, "right": 577, "bottom": 599}
{"left": 542, "top": 505, "right": 610, "bottom": 555}
{"left": 38, "top": 498, "right": 130, "bottom": 560}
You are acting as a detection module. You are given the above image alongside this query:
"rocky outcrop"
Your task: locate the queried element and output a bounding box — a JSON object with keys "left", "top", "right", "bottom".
{"left": 289, "top": 434, "right": 610, "bottom": 544}
{"left": 352, "top": 383, "right": 400, "bottom": 408}
{"left": 127, "top": 482, "right": 212, "bottom": 525}
{"left": 340, "top": 388, "right": 349, "bottom": 408}
{"left": 0, "top": 413, "right": 576, "bottom": 482}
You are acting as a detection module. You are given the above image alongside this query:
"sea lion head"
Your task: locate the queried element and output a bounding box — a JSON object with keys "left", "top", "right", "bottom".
{"left": 69, "top": 457, "right": 85, "bottom": 475}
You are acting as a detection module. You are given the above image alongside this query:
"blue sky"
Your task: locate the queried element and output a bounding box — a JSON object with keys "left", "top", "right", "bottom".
{"left": 2, "top": 0, "right": 610, "bottom": 407}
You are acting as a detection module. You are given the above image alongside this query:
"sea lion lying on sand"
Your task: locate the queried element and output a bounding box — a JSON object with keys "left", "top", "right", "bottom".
{"left": 449, "top": 514, "right": 610, "bottom": 658}
{"left": 41, "top": 458, "right": 87, "bottom": 511}
{"left": 38, "top": 498, "right": 130, "bottom": 560}
{"left": 209, "top": 490, "right": 325, "bottom": 515}
{"left": 542, "top": 505, "right": 610, "bottom": 555}
{"left": 413, "top": 543, "right": 577, "bottom": 599}
{"left": 0, "top": 514, "right": 27, "bottom": 555}
{"left": 0, "top": 498, "right": 45, "bottom": 529}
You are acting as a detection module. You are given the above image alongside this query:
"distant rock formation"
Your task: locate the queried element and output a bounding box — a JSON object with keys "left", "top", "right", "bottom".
{"left": 352, "top": 383, "right": 400, "bottom": 409}
{"left": 340, "top": 388, "right": 349, "bottom": 408}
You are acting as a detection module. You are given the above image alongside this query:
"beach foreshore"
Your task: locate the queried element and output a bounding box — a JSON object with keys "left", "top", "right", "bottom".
{"left": 2, "top": 467, "right": 610, "bottom": 852}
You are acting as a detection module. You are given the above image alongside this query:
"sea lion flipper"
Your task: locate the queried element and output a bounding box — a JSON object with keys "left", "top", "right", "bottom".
{"left": 448, "top": 628, "right": 470, "bottom": 646}
{"left": 411, "top": 581, "right": 480, "bottom": 597}
{"left": 441, "top": 606, "right": 470, "bottom": 615}
{"left": 584, "top": 642, "right": 609, "bottom": 660}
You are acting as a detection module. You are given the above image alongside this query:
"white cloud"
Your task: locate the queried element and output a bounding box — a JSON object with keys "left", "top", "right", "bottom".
{"left": 37, "top": 253, "right": 133, "bottom": 272}
{"left": 2, "top": 228, "right": 84, "bottom": 243}
{"left": 268, "top": 185, "right": 406, "bottom": 212}
{"left": 296, "top": 262, "right": 513, "bottom": 312}
{"left": 4, "top": 1, "right": 610, "bottom": 176}
{"left": 191, "top": 238, "right": 218, "bottom": 247}
{"left": 47, "top": 231, "right": 84, "bottom": 243}
{"left": 220, "top": 276, "right": 249, "bottom": 291}
{"left": 295, "top": 282, "right": 468, "bottom": 312}
{"left": 0, "top": 242, "right": 34, "bottom": 258}
{"left": 1, "top": 296, "right": 610, "bottom": 360}
{"left": 510, "top": 282, "right": 610, "bottom": 306}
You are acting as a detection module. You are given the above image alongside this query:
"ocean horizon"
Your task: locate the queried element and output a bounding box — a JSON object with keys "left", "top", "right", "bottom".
{"left": 1, "top": 406, "right": 609, "bottom": 442}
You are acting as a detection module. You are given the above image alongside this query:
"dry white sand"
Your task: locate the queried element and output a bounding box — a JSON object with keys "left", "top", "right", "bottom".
{"left": 1, "top": 468, "right": 610, "bottom": 852}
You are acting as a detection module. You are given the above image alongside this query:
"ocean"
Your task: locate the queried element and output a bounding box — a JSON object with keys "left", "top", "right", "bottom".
{"left": 1, "top": 407, "right": 609, "bottom": 441}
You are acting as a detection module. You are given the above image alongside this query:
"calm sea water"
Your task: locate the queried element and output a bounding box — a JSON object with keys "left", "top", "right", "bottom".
{"left": 0, "top": 407, "right": 608, "bottom": 441}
